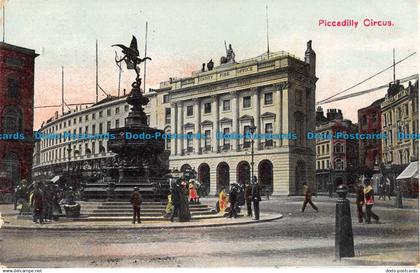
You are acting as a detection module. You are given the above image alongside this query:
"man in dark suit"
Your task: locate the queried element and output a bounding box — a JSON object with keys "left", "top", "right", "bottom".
{"left": 356, "top": 183, "right": 366, "bottom": 223}
{"left": 251, "top": 176, "right": 261, "bottom": 220}
{"left": 228, "top": 185, "right": 238, "bottom": 218}
{"left": 244, "top": 183, "right": 253, "bottom": 217}
{"left": 170, "top": 184, "right": 181, "bottom": 222}
{"left": 130, "top": 187, "right": 142, "bottom": 224}
{"left": 301, "top": 182, "right": 318, "bottom": 212}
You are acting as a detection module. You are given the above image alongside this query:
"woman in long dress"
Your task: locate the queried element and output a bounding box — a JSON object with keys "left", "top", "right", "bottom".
{"left": 218, "top": 187, "right": 229, "bottom": 214}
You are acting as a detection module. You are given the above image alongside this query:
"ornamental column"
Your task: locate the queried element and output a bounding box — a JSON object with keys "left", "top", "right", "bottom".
{"left": 194, "top": 98, "right": 201, "bottom": 154}
{"left": 170, "top": 102, "right": 177, "bottom": 156}
{"left": 231, "top": 91, "right": 239, "bottom": 151}
{"left": 252, "top": 87, "right": 261, "bottom": 149}
{"left": 176, "top": 102, "right": 184, "bottom": 155}
{"left": 211, "top": 95, "right": 220, "bottom": 153}
{"left": 281, "top": 82, "right": 289, "bottom": 146}
{"left": 275, "top": 84, "right": 283, "bottom": 147}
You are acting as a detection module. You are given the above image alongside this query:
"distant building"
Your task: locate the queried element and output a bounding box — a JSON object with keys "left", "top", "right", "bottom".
{"left": 0, "top": 42, "right": 38, "bottom": 186}
{"left": 381, "top": 80, "right": 419, "bottom": 166}
{"left": 358, "top": 98, "right": 384, "bottom": 171}
{"left": 315, "top": 107, "right": 359, "bottom": 191}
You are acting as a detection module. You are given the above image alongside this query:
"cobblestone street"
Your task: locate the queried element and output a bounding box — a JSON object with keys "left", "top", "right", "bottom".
{"left": 0, "top": 196, "right": 418, "bottom": 267}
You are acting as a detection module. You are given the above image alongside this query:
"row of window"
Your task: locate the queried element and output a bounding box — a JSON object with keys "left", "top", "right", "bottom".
{"left": 316, "top": 144, "right": 330, "bottom": 155}
{"left": 384, "top": 120, "right": 418, "bottom": 146}
{"left": 316, "top": 159, "right": 344, "bottom": 170}
{"left": 383, "top": 149, "right": 412, "bottom": 165}
{"left": 316, "top": 143, "right": 343, "bottom": 157}
{"left": 44, "top": 105, "right": 130, "bottom": 133}
{"left": 183, "top": 93, "right": 274, "bottom": 117}
{"left": 42, "top": 119, "right": 122, "bottom": 149}
{"left": 163, "top": 93, "right": 274, "bottom": 124}
{"left": 383, "top": 103, "right": 411, "bottom": 126}
{"left": 42, "top": 141, "right": 107, "bottom": 163}
{"left": 177, "top": 123, "right": 275, "bottom": 152}
{"left": 361, "top": 112, "right": 379, "bottom": 126}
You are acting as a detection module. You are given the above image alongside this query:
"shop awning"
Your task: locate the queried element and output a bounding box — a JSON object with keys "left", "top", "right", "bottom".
{"left": 397, "top": 161, "right": 418, "bottom": 180}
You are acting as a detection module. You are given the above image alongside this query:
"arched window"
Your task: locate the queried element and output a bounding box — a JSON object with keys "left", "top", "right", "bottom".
{"left": 7, "top": 78, "right": 21, "bottom": 99}
{"left": 334, "top": 143, "right": 344, "bottom": 153}
{"left": 2, "top": 106, "right": 22, "bottom": 133}
{"left": 335, "top": 159, "right": 344, "bottom": 170}
{"left": 164, "top": 128, "right": 171, "bottom": 150}
{"left": 2, "top": 152, "right": 20, "bottom": 183}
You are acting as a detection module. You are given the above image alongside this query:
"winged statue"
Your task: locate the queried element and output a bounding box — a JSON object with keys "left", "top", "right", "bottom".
{"left": 112, "top": 35, "right": 151, "bottom": 80}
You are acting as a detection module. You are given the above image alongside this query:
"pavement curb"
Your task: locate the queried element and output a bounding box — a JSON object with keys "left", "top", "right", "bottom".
{"left": 340, "top": 257, "right": 419, "bottom": 266}
{"left": 0, "top": 214, "right": 283, "bottom": 231}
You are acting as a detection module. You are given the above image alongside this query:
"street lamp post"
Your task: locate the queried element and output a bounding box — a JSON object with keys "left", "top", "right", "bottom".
{"left": 328, "top": 163, "right": 333, "bottom": 198}
{"left": 67, "top": 143, "right": 72, "bottom": 173}
{"left": 249, "top": 124, "right": 257, "bottom": 183}
{"left": 389, "top": 161, "right": 403, "bottom": 208}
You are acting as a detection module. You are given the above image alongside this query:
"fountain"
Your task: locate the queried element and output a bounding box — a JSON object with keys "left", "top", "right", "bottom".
{"left": 81, "top": 36, "right": 170, "bottom": 200}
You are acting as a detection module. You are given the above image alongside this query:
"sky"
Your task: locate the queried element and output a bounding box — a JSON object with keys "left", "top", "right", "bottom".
{"left": 1, "top": 0, "right": 418, "bottom": 129}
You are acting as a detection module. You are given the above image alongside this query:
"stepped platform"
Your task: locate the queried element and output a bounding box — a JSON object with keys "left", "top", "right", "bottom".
{"left": 54, "top": 201, "right": 220, "bottom": 222}
{"left": 81, "top": 177, "right": 170, "bottom": 201}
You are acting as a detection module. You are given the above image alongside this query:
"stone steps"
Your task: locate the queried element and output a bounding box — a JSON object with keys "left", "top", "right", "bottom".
{"left": 72, "top": 214, "right": 223, "bottom": 222}
{"left": 76, "top": 201, "right": 217, "bottom": 221}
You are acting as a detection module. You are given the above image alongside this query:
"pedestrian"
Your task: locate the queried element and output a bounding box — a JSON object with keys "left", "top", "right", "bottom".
{"left": 385, "top": 177, "right": 392, "bottom": 200}
{"left": 178, "top": 180, "right": 191, "bottom": 222}
{"left": 301, "top": 182, "right": 319, "bottom": 212}
{"left": 364, "top": 179, "right": 380, "bottom": 224}
{"left": 13, "top": 184, "right": 18, "bottom": 210}
{"left": 170, "top": 184, "right": 181, "bottom": 222}
{"left": 218, "top": 187, "right": 229, "bottom": 214}
{"left": 244, "top": 183, "right": 253, "bottom": 217}
{"left": 228, "top": 185, "right": 238, "bottom": 218}
{"left": 251, "top": 176, "right": 262, "bottom": 220}
{"left": 30, "top": 183, "right": 44, "bottom": 224}
{"left": 328, "top": 180, "right": 333, "bottom": 198}
{"left": 265, "top": 186, "right": 270, "bottom": 200}
{"left": 378, "top": 177, "right": 385, "bottom": 201}
{"left": 356, "top": 183, "right": 366, "bottom": 223}
{"left": 130, "top": 187, "right": 142, "bottom": 224}
{"left": 189, "top": 181, "right": 199, "bottom": 203}
{"left": 43, "top": 183, "right": 54, "bottom": 222}
{"left": 164, "top": 192, "right": 173, "bottom": 218}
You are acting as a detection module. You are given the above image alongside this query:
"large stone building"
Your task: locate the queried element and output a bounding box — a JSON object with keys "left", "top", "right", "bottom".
{"left": 33, "top": 41, "right": 317, "bottom": 196}
{"left": 381, "top": 80, "right": 419, "bottom": 166}
{"left": 0, "top": 42, "right": 38, "bottom": 187}
{"left": 315, "top": 107, "right": 358, "bottom": 191}
{"left": 358, "top": 98, "right": 384, "bottom": 172}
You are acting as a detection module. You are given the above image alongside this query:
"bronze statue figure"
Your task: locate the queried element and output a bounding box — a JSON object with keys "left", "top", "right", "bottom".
{"left": 112, "top": 35, "right": 151, "bottom": 80}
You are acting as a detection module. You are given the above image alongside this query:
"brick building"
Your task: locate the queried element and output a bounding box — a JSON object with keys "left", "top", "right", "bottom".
{"left": 358, "top": 98, "right": 384, "bottom": 172}
{"left": 0, "top": 42, "right": 38, "bottom": 187}
{"left": 315, "top": 107, "right": 359, "bottom": 191}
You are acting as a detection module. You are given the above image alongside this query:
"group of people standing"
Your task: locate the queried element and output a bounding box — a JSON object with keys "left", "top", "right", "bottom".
{"left": 131, "top": 179, "right": 199, "bottom": 224}
{"left": 28, "top": 181, "right": 62, "bottom": 224}
{"left": 218, "top": 176, "right": 262, "bottom": 220}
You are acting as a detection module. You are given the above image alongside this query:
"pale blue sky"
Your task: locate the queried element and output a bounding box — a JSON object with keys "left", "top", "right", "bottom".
{"left": 1, "top": 0, "right": 418, "bottom": 128}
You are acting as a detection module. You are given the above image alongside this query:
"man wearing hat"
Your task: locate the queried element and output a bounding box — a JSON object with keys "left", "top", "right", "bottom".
{"left": 251, "top": 176, "right": 262, "bottom": 220}
{"left": 244, "top": 182, "right": 253, "bottom": 217}
{"left": 130, "top": 187, "right": 142, "bottom": 224}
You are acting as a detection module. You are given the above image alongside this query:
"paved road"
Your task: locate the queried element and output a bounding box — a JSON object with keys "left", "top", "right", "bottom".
{"left": 0, "top": 197, "right": 418, "bottom": 267}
